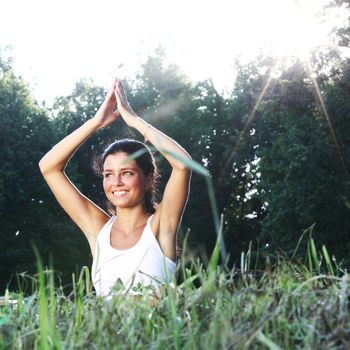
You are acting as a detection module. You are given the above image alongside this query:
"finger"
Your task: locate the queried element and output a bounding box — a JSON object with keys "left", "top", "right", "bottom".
{"left": 106, "top": 83, "right": 116, "bottom": 100}
{"left": 114, "top": 84, "right": 121, "bottom": 97}
{"left": 115, "top": 81, "right": 127, "bottom": 101}
{"left": 114, "top": 79, "right": 121, "bottom": 93}
{"left": 114, "top": 81, "right": 124, "bottom": 95}
{"left": 117, "top": 79, "right": 125, "bottom": 92}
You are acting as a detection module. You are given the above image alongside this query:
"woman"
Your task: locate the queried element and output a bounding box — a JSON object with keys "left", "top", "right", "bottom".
{"left": 39, "top": 79, "right": 191, "bottom": 296}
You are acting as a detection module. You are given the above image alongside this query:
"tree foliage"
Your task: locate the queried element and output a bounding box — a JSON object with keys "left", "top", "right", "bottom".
{"left": 0, "top": 52, "right": 56, "bottom": 289}
{"left": 241, "top": 56, "right": 350, "bottom": 260}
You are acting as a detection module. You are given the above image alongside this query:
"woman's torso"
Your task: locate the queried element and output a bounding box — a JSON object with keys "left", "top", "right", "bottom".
{"left": 91, "top": 214, "right": 176, "bottom": 296}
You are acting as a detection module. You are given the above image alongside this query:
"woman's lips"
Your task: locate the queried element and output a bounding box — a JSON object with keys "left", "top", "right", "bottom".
{"left": 113, "top": 190, "right": 129, "bottom": 198}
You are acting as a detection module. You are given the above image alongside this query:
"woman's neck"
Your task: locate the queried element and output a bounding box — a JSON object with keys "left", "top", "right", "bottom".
{"left": 114, "top": 206, "right": 149, "bottom": 230}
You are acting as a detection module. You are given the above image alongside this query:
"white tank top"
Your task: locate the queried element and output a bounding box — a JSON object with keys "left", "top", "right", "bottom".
{"left": 91, "top": 214, "right": 176, "bottom": 296}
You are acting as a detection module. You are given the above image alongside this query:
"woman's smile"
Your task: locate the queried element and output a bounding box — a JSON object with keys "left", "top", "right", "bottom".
{"left": 113, "top": 190, "right": 129, "bottom": 198}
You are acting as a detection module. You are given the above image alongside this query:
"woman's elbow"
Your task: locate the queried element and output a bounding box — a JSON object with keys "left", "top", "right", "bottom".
{"left": 38, "top": 157, "right": 55, "bottom": 176}
{"left": 38, "top": 157, "right": 45, "bottom": 172}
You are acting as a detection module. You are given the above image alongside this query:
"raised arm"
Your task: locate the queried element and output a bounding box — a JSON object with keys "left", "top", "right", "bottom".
{"left": 114, "top": 80, "right": 191, "bottom": 260}
{"left": 39, "top": 80, "right": 120, "bottom": 253}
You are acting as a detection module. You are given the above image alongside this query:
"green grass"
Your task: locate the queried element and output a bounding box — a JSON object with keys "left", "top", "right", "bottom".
{"left": 1, "top": 240, "right": 350, "bottom": 350}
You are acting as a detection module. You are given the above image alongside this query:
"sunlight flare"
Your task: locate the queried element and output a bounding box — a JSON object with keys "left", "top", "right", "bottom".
{"left": 261, "top": 0, "right": 347, "bottom": 62}
{"left": 306, "top": 61, "right": 350, "bottom": 180}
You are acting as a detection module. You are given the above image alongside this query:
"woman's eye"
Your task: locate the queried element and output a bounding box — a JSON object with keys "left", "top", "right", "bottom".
{"left": 103, "top": 173, "right": 112, "bottom": 178}
{"left": 123, "top": 171, "right": 132, "bottom": 176}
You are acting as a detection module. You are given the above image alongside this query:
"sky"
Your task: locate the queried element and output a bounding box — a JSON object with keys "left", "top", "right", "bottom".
{"left": 0, "top": 0, "right": 348, "bottom": 106}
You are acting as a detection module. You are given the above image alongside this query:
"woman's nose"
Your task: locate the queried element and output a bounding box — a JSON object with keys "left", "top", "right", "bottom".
{"left": 116, "top": 174, "right": 124, "bottom": 185}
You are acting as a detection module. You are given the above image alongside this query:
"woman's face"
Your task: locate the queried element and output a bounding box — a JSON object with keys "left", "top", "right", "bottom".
{"left": 102, "top": 152, "right": 148, "bottom": 210}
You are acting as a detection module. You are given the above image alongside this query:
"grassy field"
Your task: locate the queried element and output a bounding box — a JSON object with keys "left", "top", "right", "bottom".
{"left": 0, "top": 238, "right": 349, "bottom": 350}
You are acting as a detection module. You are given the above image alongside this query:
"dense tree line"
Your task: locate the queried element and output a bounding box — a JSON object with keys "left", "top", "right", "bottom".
{"left": 1, "top": 15, "right": 350, "bottom": 292}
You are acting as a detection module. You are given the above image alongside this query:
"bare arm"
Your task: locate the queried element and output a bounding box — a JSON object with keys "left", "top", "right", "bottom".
{"left": 39, "top": 80, "right": 120, "bottom": 253}
{"left": 114, "top": 80, "right": 192, "bottom": 260}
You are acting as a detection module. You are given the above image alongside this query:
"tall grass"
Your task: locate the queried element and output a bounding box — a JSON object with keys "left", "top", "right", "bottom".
{"left": 1, "top": 237, "right": 349, "bottom": 349}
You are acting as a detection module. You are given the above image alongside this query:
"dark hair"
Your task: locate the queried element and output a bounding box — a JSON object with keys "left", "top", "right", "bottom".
{"left": 94, "top": 139, "right": 159, "bottom": 214}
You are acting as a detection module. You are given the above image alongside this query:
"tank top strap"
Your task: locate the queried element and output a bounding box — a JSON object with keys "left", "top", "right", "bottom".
{"left": 97, "top": 216, "right": 116, "bottom": 244}
{"left": 143, "top": 214, "right": 155, "bottom": 238}
{"left": 146, "top": 214, "right": 154, "bottom": 226}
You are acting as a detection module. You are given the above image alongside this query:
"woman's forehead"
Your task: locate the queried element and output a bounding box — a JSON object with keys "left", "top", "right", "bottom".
{"left": 103, "top": 152, "right": 139, "bottom": 170}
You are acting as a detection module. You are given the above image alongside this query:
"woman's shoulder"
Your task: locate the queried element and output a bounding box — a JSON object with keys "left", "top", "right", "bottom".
{"left": 96, "top": 215, "right": 115, "bottom": 236}
{"left": 80, "top": 206, "right": 110, "bottom": 236}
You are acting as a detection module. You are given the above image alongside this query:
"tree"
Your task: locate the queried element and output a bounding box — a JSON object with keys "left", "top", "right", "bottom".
{"left": 0, "top": 51, "right": 58, "bottom": 291}
{"left": 252, "top": 58, "right": 350, "bottom": 260}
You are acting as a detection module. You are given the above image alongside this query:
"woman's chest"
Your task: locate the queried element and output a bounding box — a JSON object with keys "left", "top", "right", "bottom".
{"left": 110, "top": 225, "right": 145, "bottom": 250}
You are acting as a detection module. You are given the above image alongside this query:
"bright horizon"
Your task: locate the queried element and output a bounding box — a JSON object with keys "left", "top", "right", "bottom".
{"left": 0, "top": 0, "right": 348, "bottom": 106}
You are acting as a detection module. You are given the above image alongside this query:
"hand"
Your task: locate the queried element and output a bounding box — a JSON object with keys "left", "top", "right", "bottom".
{"left": 92, "top": 79, "right": 120, "bottom": 129}
{"left": 114, "top": 79, "right": 138, "bottom": 127}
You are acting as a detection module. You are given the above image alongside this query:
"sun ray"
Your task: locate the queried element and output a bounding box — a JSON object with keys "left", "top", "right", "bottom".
{"left": 215, "top": 58, "right": 283, "bottom": 189}
{"left": 306, "top": 60, "right": 350, "bottom": 180}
